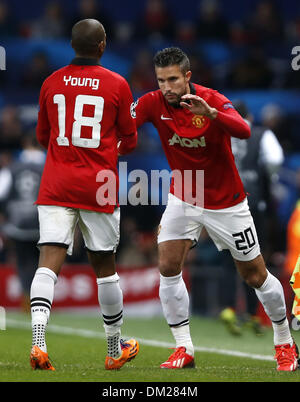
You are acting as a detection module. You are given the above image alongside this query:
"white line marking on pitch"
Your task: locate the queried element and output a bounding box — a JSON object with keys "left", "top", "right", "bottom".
{"left": 6, "top": 318, "right": 274, "bottom": 362}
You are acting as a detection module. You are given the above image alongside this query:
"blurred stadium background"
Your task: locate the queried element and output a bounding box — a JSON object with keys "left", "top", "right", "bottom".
{"left": 0, "top": 0, "right": 300, "bottom": 326}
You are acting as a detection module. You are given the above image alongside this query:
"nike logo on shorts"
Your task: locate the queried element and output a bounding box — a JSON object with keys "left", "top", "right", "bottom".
{"left": 161, "top": 114, "right": 173, "bottom": 120}
{"left": 243, "top": 248, "right": 254, "bottom": 255}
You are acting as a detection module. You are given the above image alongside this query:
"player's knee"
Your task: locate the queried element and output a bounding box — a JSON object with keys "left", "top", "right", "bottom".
{"left": 241, "top": 270, "right": 266, "bottom": 289}
{"left": 244, "top": 274, "right": 260, "bottom": 288}
{"left": 158, "top": 255, "right": 182, "bottom": 276}
{"left": 235, "top": 255, "right": 267, "bottom": 289}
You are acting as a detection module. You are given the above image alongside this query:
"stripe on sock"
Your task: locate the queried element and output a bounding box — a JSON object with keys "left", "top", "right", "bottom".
{"left": 30, "top": 297, "right": 52, "bottom": 309}
{"left": 169, "top": 319, "right": 189, "bottom": 328}
{"left": 102, "top": 310, "right": 123, "bottom": 320}
{"left": 272, "top": 316, "right": 286, "bottom": 324}
{"left": 102, "top": 310, "right": 123, "bottom": 326}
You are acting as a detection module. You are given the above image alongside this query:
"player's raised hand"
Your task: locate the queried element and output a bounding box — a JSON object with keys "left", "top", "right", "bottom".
{"left": 180, "top": 94, "right": 218, "bottom": 119}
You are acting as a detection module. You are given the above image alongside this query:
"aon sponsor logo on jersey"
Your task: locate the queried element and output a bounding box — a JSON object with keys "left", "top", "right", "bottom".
{"left": 168, "top": 133, "right": 206, "bottom": 148}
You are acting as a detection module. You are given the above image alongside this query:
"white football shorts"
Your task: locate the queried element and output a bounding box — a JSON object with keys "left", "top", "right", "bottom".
{"left": 157, "top": 193, "right": 261, "bottom": 262}
{"left": 37, "top": 205, "right": 120, "bottom": 255}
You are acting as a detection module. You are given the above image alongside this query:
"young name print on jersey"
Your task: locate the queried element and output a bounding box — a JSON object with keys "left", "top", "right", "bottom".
{"left": 63, "top": 75, "right": 100, "bottom": 90}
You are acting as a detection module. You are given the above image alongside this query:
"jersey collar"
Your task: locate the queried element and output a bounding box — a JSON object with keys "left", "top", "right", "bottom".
{"left": 70, "top": 57, "right": 101, "bottom": 66}
{"left": 190, "top": 82, "right": 196, "bottom": 95}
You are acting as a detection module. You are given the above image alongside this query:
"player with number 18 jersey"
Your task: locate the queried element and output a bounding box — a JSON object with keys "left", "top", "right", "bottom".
{"left": 36, "top": 58, "right": 137, "bottom": 213}
{"left": 29, "top": 20, "right": 140, "bottom": 372}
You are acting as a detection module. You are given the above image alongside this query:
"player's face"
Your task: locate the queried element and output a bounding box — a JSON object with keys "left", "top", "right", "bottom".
{"left": 155, "top": 65, "right": 191, "bottom": 106}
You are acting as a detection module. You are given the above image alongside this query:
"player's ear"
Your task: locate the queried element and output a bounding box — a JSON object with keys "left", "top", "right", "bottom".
{"left": 98, "top": 41, "right": 106, "bottom": 57}
{"left": 98, "top": 40, "right": 106, "bottom": 56}
{"left": 186, "top": 70, "right": 192, "bottom": 82}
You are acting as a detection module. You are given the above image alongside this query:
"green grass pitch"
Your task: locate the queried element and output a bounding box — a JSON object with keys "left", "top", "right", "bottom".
{"left": 1, "top": 311, "right": 300, "bottom": 383}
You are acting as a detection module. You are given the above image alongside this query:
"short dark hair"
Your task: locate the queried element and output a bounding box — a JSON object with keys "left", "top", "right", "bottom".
{"left": 71, "top": 19, "right": 105, "bottom": 57}
{"left": 153, "top": 47, "right": 190, "bottom": 74}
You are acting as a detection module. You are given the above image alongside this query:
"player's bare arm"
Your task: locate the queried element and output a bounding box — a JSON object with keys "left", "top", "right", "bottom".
{"left": 180, "top": 94, "right": 218, "bottom": 120}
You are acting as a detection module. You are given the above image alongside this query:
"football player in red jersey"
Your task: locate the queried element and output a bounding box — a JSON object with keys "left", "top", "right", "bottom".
{"left": 133, "top": 47, "right": 298, "bottom": 371}
{"left": 29, "top": 19, "right": 139, "bottom": 371}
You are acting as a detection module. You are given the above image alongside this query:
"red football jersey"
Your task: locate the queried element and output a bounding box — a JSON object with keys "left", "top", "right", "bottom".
{"left": 134, "top": 83, "right": 250, "bottom": 209}
{"left": 36, "top": 58, "right": 137, "bottom": 213}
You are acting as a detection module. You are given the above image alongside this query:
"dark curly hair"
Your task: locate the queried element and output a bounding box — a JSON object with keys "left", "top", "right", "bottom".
{"left": 153, "top": 47, "right": 190, "bottom": 74}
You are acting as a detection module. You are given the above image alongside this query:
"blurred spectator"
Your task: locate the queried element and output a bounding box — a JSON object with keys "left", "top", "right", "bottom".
{"left": 220, "top": 100, "right": 284, "bottom": 336}
{"left": 0, "top": 151, "right": 12, "bottom": 262}
{"left": 0, "top": 105, "right": 23, "bottom": 153}
{"left": 114, "top": 21, "right": 134, "bottom": 44}
{"left": 0, "top": 151, "right": 11, "bottom": 202}
{"left": 136, "top": 231, "right": 157, "bottom": 265}
{"left": 231, "top": 100, "right": 284, "bottom": 218}
{"left": 21, "top": 51, "right": 52, "bottom": 89}
{"left": 196, "top": 0, "right": 229, "bottom": 41}
{"left": 117, "top": 217, "right": 152, "bottom": 267}
{"left": 286, "top": 15, "right": 300, "bottom": 41}
{"left": 117, "top": 201, "right": 161, "bottom": 267}
{"left": 118, "top": 229, "right": 157, "bottom": 267}
{"left": 0, "top": 132, "right": 45, "bottom": 311}
{"left": 261, "top": 103, "right": 283, "bottom": 131}
{"left": 175, "top": 21, "right": 197, "bottom": 45}
{"left": 229, "top": 21, "right": 250, "bottom": 46}
{"left": 30, "top": 1, "right": 65, "bottom": 39}
{"left": 228, "top": 47, "right": 274, "bottom": 88}
{"left": 129, "top": 49, "right": 157, "bottom": 94}
{"left": 243, "top": 0, "right": 285, "bottom": 45}
{"left": 260, "top": 103, "right": 292, "bottom": 154}
{"left": 189, "top": 53, "right": 215, "bottom": 89}
{"left": 67, "top": 0, "right": 114, "bottom": 41}
{"left": 134, "top": 0, "right": 174, "bottom": 42}
{"left": 0, "top": 1, "right": 17, "bottom": 37}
